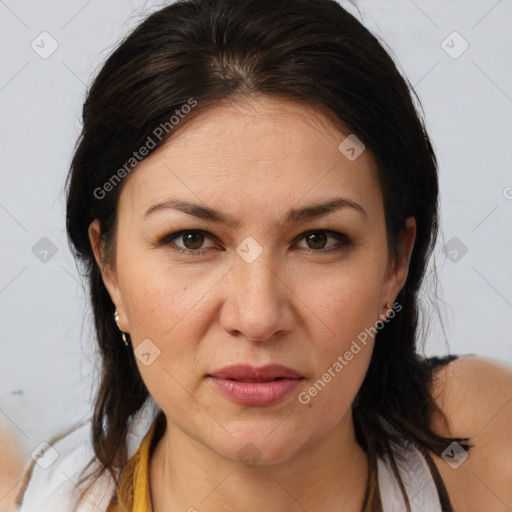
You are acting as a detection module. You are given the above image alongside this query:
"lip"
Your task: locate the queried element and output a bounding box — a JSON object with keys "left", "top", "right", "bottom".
{"left": 206, "top": 364, "right": 304, "bottom": 406}
{"left": 208, "top": 364, "right": 303, "bottom": 381}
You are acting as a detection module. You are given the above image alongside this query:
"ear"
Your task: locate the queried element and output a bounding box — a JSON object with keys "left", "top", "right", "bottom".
{"left": 88, "top": 219, "right": 128, "bottom": 330}
{"left": 382, "top": 216, "right": 416, "bottom": 307}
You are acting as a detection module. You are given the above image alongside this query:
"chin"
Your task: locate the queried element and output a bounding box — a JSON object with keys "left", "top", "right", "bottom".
{"left": 228, "top": 443, "right": 297, "bottom": 467}
{"left": 207, "top": 429, "right": 304, "bottom": 467}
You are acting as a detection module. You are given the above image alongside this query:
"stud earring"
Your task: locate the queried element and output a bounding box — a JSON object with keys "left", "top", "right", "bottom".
{"left": 383, "top": 302, "right": 393, "bottom": 319}
{"left": 113, "top": 309, "right": 129, "bottom": 346}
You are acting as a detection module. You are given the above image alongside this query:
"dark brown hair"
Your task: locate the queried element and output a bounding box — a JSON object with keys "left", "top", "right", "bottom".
{"left": 59, "top": 0, "right": 472, "bottom": 510}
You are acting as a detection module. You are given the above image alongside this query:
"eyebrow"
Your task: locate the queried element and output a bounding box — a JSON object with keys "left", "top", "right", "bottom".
{"left": 143, "top": 196, "right": 367, "bottom": 227}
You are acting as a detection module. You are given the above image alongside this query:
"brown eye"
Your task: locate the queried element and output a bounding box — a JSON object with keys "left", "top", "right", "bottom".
{"left": 181, "top": 232, "right": 206, "bottom": 250}
{"left": 157, "top": 229, "right": 352, "bottom": 256}
{"left": 295, "top": 230, "right": 352, "bottom": 252}
{"left": 304, "top": 232, "right": 328, "bottom": 250}
{"left": 158, "top": 230, "right": 217, "bottom": 254}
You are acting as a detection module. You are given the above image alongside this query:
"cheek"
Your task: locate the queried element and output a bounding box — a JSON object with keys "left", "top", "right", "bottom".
{"left": 292, "top": 259, "right": 383, "bottom": 411}
{"left": 120, "top": 255, "right": 215, "bottom": 341}
{"left": 120, "top": 267, "right": 211, "bottom": 412}
{"left": 297, "top": 305, "right": 375, "bottom": 431}
{"left": 296, "top": 256, "right": 385, "bottom": 343}
{"left": 117, "top": 260, "right": 225, "bottom": 398}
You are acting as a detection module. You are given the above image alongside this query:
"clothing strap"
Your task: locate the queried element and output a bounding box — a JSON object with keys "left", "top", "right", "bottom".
{"left": 377, "top": 438, "right": 446, "bottom": 511}
{"left": 422, "top": 450, "right": 454, "bottom": 512}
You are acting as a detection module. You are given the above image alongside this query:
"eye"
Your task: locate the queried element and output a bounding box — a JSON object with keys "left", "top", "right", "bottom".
{"left": 156, "top": 229, "right": 352, "bottom": 255}
{"left": 159, "top": 230, "right": 217, "bottom": 254}
{"left": 294, "top": 230, "right": 352, "bottom": 252}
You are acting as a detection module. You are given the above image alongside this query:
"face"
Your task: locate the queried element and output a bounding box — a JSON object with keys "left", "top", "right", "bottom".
{"left": 89, "top": 96, "right": 415, "bottom": 465}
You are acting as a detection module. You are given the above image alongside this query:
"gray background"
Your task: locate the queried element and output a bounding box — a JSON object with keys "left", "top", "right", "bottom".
{"left": 1, "top": 0, "right": 511, "bottom": 464}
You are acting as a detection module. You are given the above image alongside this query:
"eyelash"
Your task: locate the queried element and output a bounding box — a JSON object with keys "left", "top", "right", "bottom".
{"left": 156, "top": 229, "right": 353, "bottom": 256}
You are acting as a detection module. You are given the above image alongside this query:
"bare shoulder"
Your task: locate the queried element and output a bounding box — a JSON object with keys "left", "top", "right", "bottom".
{"left": 0, "top": 419, "right": 24, "bottom": 512}
{"left": 430, "top": 354, "right": 512, "bottom": 436}
{"left": 428, "top": 354, "right": 512, "bottom": 511}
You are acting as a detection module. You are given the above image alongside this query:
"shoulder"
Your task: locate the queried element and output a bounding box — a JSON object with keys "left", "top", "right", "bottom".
{"left": 14, "top": 420, "right": 115, "bottom": 512}
{"left": 14, "top": 400, "right": 160, "bottom": 512}
{"left": 0, "top": 420, "right": 24, "bottom": 512}
{"left": 430, "top": 354, "right": 512, "bottom": 437}
{"left": 429, "top": 354, "right": 512, "bottom": 511}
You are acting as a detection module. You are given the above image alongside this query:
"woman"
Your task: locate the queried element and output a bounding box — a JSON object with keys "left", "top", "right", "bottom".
{"left": 13, "top": 0, "right": 512, "bottom": 511}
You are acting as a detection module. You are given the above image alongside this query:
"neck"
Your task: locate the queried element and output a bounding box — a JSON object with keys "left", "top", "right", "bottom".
{"left": 149, "top": 409, "right": 369, "bottom": 512}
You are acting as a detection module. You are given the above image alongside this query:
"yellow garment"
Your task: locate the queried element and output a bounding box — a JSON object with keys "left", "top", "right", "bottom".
{"left": 106, "top": 413, "right": 165, "bottom": 511}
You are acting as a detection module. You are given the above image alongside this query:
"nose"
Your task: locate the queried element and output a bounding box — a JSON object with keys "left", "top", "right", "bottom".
{"left": 219, "top": 253, "right": 295, "bottom": 342}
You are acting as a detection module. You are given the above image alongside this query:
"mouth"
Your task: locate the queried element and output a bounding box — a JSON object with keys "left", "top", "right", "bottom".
{"left": 206, "top": 364, "right": 304, "bottom": 406}
{"left": 223, "top": 377, "right": 293, "bottom": 382}
{"left": 207, "top": 363, "right": 304, "bottom": 382}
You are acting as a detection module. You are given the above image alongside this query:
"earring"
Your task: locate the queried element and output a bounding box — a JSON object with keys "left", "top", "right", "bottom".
{"left": 384, "top": 302, "right": 393, "bottom": 318}
{"left": 113, "top": 309, "right": 129, "bottom": 346}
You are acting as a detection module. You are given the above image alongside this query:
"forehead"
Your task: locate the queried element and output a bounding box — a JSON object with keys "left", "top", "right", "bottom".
{"left": 118, "top": 96, "right": 382, "bottom": 223}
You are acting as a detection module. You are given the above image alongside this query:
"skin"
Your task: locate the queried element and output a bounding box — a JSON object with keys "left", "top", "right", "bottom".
{"left": 0, "top": 418, "right": 24, "bottom": 512}
{"left": 89, "top": 95, "right": 416, "bottom": 512}
{"left": 428, "top": 356, "right": 512, "bottom": 512}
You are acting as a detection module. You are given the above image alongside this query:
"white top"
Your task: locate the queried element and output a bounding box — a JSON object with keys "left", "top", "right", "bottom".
{"left": 378, "top": 442, "right": 443, "bottom": 511}
{"left": 14, "top": 402, "right": 443, "bottom": 512}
